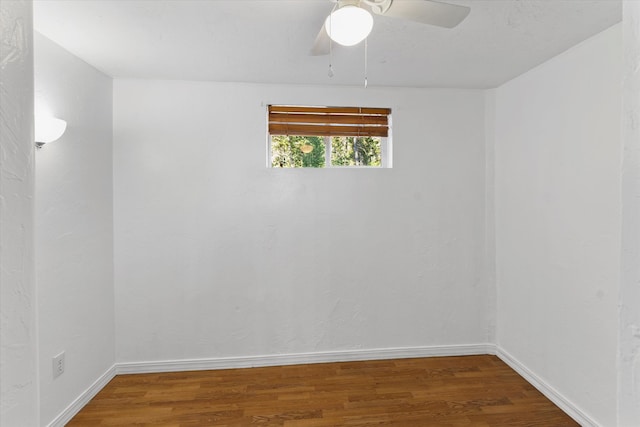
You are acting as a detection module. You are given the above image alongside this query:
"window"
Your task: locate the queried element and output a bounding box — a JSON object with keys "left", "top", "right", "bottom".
{"left": 268, "top": 105, "right": 392, "bottom": 168}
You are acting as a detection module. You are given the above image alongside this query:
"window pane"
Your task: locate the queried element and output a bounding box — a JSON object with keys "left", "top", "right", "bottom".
{"left": 330, "top": 136, "right": 382, "bottom": 167}
{"left": 271, "top": 136, "right": 326, "bottom": 168}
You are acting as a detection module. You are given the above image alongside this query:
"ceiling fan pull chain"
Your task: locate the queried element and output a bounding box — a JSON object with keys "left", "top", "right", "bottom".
{"left": 364, "top": 37, "right": 368, "bottom": 88}
{"left": 328, "top": 37, "right": 334, "bottom": 77}
{"left": 328, "top": 3, "right": 337, "bottom": 78}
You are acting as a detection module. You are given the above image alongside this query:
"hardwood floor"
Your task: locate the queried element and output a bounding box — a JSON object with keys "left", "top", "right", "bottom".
{"left": 68, "top": 355, "right": 578, "bottom": 426}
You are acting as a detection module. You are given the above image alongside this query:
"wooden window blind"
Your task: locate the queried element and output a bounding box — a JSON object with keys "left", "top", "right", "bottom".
{"left": 268, "top": 105, "right": 391, "bottom": 138}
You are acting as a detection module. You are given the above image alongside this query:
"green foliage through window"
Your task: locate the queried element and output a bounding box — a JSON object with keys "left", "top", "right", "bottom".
{"left": 271, "top": 136, "right": 325, "bottom": 168}
{"left": 271, "top": 135, "right": 382, "bottom": 168}
{"left": 331, "top": 136, "right": 381, "bottom": 167}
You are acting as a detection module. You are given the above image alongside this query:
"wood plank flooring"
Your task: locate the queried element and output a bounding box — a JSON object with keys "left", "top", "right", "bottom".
{"left": 68, "top": 355, "right": 579, "bottom": 426}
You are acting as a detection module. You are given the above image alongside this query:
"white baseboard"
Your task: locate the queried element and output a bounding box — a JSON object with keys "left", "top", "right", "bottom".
{"left": 494, "top": 346, "right": 599, "bottom": 427}
{"left": 48, "top": 344, "right": 598, "bottom": 427}
{"left": 46, "top": 364, "right": 116, "bottom": 427}
{"left": 115, "top": 343, "right": 493, "bottom": 374}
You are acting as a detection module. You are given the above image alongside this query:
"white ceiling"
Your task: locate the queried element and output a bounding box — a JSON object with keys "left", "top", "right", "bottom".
{"left": 33, "top": 0, "right": 621, "bottom": 89}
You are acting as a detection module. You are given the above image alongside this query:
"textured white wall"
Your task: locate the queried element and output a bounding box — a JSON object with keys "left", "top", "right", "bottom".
{"left": 34, "top": 33, "right": 114, "bottom": 426}
{"left": 0, "top": 1, "right": 38, "bottom": 425}
{"left": 494, "top": 24, "right": 622, "bottom": 426}
{"left": 619, "top": 1, "right": 640, "bottom": 425}
{"left": 113, "top": 81, "right": 491, "bottom": 363}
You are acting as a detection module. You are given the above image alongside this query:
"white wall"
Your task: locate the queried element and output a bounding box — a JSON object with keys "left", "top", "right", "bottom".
{"left": 494, "top": 24, "right": 622, "bottom": 426}
{"left": 0, "top": 1, "right": 38, "bottom": 425}
{"left": 113, "top": 81, "right": 490, "bottom": 363}
{"left": 619, "top": 1, "right": 640, "bottom": 425}
{"left": 34, "top": 33, "right": 114, "bottom": 426}
{"left": 484, "top": 90, "right": 497, "bottom": 344}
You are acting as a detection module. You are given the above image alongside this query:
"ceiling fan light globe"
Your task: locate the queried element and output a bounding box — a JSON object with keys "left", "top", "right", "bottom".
{"left": 325, "top": 5, "right": 373, "bottom": 47}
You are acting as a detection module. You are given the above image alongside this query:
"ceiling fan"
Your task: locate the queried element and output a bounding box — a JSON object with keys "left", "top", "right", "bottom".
{"left": 311, "top": 0, "right": 470, "bottom": 55}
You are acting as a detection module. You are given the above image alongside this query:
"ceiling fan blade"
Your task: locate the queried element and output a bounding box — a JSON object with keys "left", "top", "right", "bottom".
{"left": 379, "top": 0, "right": 470, "bottom": 28}
{"left": 310, "top": 24, "right": 330, "bottom": 56}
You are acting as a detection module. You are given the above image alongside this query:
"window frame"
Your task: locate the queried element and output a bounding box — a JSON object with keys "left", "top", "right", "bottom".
{"left": 266, "top": 105, "right": 392, "bottom": 169}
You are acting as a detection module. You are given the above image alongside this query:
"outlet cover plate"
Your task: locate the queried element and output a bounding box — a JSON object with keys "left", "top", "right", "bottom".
{"left": 53, "top": 352, "right": 65, "bottom": 379}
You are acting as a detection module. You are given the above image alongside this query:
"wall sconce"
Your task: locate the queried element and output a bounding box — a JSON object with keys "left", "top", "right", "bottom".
{"left": 35, "top": 115, "right": 67, "bottom": 148}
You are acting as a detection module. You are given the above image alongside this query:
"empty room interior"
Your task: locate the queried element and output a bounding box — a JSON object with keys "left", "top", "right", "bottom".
{"left": 1, "top": 0, "right": 639, "bottom": 426}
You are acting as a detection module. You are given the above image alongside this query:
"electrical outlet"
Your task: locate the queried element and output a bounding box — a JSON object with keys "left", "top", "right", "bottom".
{"left": 53, "top": 352, "right": 65, "bottom": 378}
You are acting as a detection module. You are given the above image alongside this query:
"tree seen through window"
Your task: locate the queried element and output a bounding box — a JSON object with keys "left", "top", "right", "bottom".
{"left": 271, "top": 135, "right": 381, "bottom": 168}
